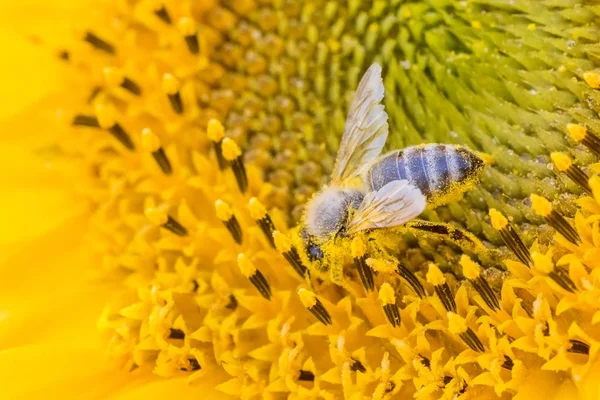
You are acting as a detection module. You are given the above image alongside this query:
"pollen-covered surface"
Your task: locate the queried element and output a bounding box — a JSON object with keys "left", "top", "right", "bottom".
{"left": 48, "top": 0, "right": 600, "bottom": 398}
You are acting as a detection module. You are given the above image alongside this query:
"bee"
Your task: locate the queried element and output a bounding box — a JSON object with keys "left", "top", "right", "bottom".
{"left": 301, "top": 63, "right": 485, "bottom": 267}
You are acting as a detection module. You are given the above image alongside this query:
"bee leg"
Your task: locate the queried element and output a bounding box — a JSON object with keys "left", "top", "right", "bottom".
{"left": 404, "top": 220, "right": 487, "bottom": 254}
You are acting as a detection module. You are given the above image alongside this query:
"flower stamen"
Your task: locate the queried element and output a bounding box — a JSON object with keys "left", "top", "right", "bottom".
{"left": 95, "top": 103, "right": 135, "bottom": 150}
{"left": 238, "top": 253, "right": 271, "bottom": 300}
{"left": 379, "top": 283, "right": 400, "bottom": 327}
{"left": 215, "top": 199, "right": 243, "bottom": 245}
{"left": 532, "top": 252, "right": 577, "bottom": 293}
{"left": 72, "top": 114, "right": 100, "bottom": 128}
{"left": 567, "top": 123, "right": 600, "bottom": 157}
{"left": 298, "top": 370, "right": 315, "bottom": 381}
{"left": 178, "top": 17, "right": 200, "bottom": 54}
{"left": 351, "top": 237, "right": 374, "bottom": 292}
{"left": 162, "top": 73, "right": 184, "bottom": 114}
{"left": 550, "top": 152, "right": 591, "bottom": 194}
{"left": 273, "top": 231, "right": 306, "bottom": 277}
{"left": 298, "top": 288, "right": 331, "bottom": 325}
{"left": 222, "top": 137, "right": 248, "bottom": 194}
{"left": 427, "top": 264, "right": 456, "bottom": 313}
{"left": 141, "top": 128, "right": 172, "bottom": 175}
{"left": 447, "top": 312, "right": 485, "bottom": 352}
{"left": 460, "top": 255, "right": 500, "bottom": 311}
{"left": 104, "top": 67, "right": 142, "bottom": 96}
{"left": 83, "top": 31, "right": 115, "bottom": 54}
{"left": 489, "top": 208, "right": 532, "bottom": 267}
{"left": 395, "top": 262, "right": 425, "bottom": 298}
{"left": 530, "top": 195, "right": 581, "bottom": 245}
{"left": 207, "top": 119, "right": 227, "bottom": 170}
{"left": 569, "top": 340, "right": 590, "bottom": 355}
{"left": 248, "top": 197, "right": 276, "bottom": 248}
{"left": 153, "top": 3, "right": 172, "bottom": 24}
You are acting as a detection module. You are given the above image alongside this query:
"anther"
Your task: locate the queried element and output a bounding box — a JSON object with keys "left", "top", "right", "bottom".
{"left": 104, "top": 67, "right": 142, "bottom": 96}
{"left": 273, "top": 230, "right": 307, "bottom": 277}
{"left": 350, "top": 358, "right": 366, "bottom": 373}
{"left": 178, "top": 17, "right": 200, "bottom": 54}
{"left": 568, "top": 340, "right": 590, "bottom": 355}
{"left": 395, "top": 262, "right": 426, "bottom": 298}
{"left": 460, "top": 255, "right": 500, "bottom": 311}
{"left": 215, "top": 200, "right": 243, "bottom": 244}
{"left": 83, "top": 31, "right": 115, "bottom": 54}
{"left": 489, "top": 209, "right": 532, "bottom": 267}
{"left": 426, "top": 264, "right": 456, "bottom": 313}
{"left": 298, "top": 370, "right": 315, "bottom": 381}
{"left": 162, "top": 73, "right": 183, "bottom": 114}
{"left": 567, "top": 123, "right": 600, "bottom": 157}
{"left": 298, "top": 288, "right": 332, "bottom": 325}
{"left": 351, "top": 237, "right": 374, "bottom": 292}
{"left": 238, "top": 253, "right": 271, "bottom": 300}
{"left": 248, "top": 197, "right": 276, "bottom": 248}
{"left": 530, "top": 195, "right": 581, "bottom": 245}
{"left": 501, "top": 355, "right": 514, "bottom": 370}
{"left": 95, "top": 103, "right": 135, "bottom": 150}
{"left": 58, "top": 50, "right": 70, "bottom": 61}
{"left": 207, "top": 119, "right": 227, "bottom": 170}
{"left": 145, "top": 207, "right": 188, "bottom": 236}
{"left": 153, "top": 3, "right": 172, "bottom": 24}
{"left": 72, "top": 114, "right": 100, "bottom": 128}
{"left": 88, "top": 86, "right": 102, "bottom": 103}
{"left": 532, "top": 252, "right": 577, "bottom": 293}
{"left": 222, "top": 137, "right": 248, "bottom": 194}
{"left": 550, "top": 152, "right": 591, "bottom": 194}
{"left": 168, "top": 328, "right": 185, "bottom": 339}
{"left": 225, "top": 294, "right": 237, "bottom": 310}
{"left": 141, "top": 128, "right": 172, "bottom": 174}
{"left": 447, "top": 312, "right": 485, "bottom": 353}
{"left": 379, "top": 283, "right": 401, "bottom": 327}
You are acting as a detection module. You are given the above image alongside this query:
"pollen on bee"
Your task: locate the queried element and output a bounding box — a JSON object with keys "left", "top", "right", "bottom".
{"left": 162, "top": 73, "right": 183, "bottom": 114}
{"left": 95, "top": 103, "right": 135, "bottom": 150}
{"left": 379, "top": 283, "right": 400, "bottom": 327}
{"left": 298, "top": 288, "right": 332, "bottom": 325}
{"left": 567, "top": 123, "right": 600, "bottom": 157}
{"left": 460, "top": 255, "right": 500, "bottom": 311}
{"left": 351, "top": 237, "right": 374, "bottom": 292}
{"left": 237, "top": 253, "right": 271, "bottom": 300}
{"left": 489, "top": 208, "right": 532, "bottom": 267}
{"left": 550, "top": 152, "right": 591, "bottom": 194}
{"left": 141, "top": 128, "right": 172, "bottom": 175}
{"left": 532, "top": 252, "right": 577, "bottom": 293}
{"left": 215, "top": 199, "right": 243, "bottom": 245}
{"left": 178, "top": 17, "right": 200, "bottom": 54}
{"left": 248, "top": 197, "right": 276, "bottom": 248}
{"left": 426, "top": 264, "right": 456, "bottom": 313}
{"left": 222, "top": 137, "right": 248, "bottom": 194}
{"left": 273, "top": 230, "right": 306, "bottom": 277}
{"left": 447, "top": 312, "right": 485, "bottom": 353}
{"left": 530, "top": 195, "right": 580, "bottom": 245}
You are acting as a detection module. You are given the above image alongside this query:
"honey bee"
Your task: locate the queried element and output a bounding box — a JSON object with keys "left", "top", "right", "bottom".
{"left": 301, "top": 63, "right": 485, "bottom": 266}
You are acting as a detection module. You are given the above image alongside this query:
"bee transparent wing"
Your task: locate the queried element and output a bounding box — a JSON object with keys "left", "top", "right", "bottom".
{"left": 330, "top": 63, "right": 389, "bottom": 186}
{"left": 346, "top": 180, "right": 426, "bottom": 234}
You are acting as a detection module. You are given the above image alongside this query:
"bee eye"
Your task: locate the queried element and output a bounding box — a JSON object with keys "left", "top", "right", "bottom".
{"left": 307, "top": 243, "right": 324, "bottom": 261}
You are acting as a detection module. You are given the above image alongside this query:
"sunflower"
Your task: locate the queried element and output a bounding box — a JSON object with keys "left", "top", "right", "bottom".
{"left": 3, "top": 0, "right": 600, "bottom": 399}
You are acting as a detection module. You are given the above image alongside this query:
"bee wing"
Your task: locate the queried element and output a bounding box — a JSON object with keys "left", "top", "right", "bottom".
{"left": 346, "top": 180, "right": 426, "bottom": 234}
{"left": 330, "top": 63, "right": 389, "bottom": 186}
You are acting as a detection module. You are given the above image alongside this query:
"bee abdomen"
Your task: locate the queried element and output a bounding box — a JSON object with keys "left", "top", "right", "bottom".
{"left": 368, "top": 144, "right": 480, "bottom": 199}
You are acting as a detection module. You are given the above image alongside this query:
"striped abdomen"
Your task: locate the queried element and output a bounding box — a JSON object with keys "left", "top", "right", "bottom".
{"left": 366, "top": 144, "right": 484, "bottom": 204}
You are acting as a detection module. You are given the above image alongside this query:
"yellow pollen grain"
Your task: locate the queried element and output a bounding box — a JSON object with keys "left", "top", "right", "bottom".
{"left": 471, "top": 21, "right": 482, "bottom": 29}
{"left": 567, "top": 123, "right": 587, "bottom": 142}
{"left": 366, "top": 258, "right": 395, "bottom": 274}
{"left": 214, "top": 199, "right": 233, "bottom": 221}
{"left": 426, "top": 263, "right": 446, "bottom": 286}
{"left": 527, "top": 23, "right": 536, "bottom": 31}
{"left": 207, "top": 119, "right": 225, "bottom": 142}
{"left": 273, "top": 230, "right": 291, "bottom": 253}
{"left": 248, "top": 197, "right": 267, "bottom": 220}
{"left": 351, "top": 236, "right": 366, "bottom": 258}
{"left": 145, "top": 207, "right": 168, "bottom": 226}
{"left": 298, "top": 288, "right": 317, "bottom": 308}
{"left": 532, "top": 252, "right": 554, "bottom": 274}
{"left": 460, "top": 255, "right": 482, "bottom": 280}
{"left": 530, "top": 194, "right": 552, "bottom": 217}
{"left": 178, "top": 17, "right": 196, "bottom": 35}
{"left": 583, "top": 71, "right": 600, "bottom": 89}
{"left": 478, "top": 152, "right": 495, "bottom": 165}
{"left": 94, "top": 103, "right": 116, "bottom": 128}
{"left": 141, "top": 128, "right": 161, "bottom": 152}
{"left": 221, "top": 138, "right": 242, "bottom": 161}
{"left": 550, "top": 152, "right": 572, "bottom": 172}
{"left": 378, "top": 283, "right": 396, "bottom": 306}
{"left": 447, "top": 312, "right": 468, "bottom": 334}
{"left": 237, "top": 253, "right": 256, "bottom": 277}
{"left": 162, "top": 73, "right": 180, "bottom": 95}
{"left": 489, "top": 208, "right": 508, "bottom": 230}
{"left": 103, "top": 67, "right": 124, "bottom": 86}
